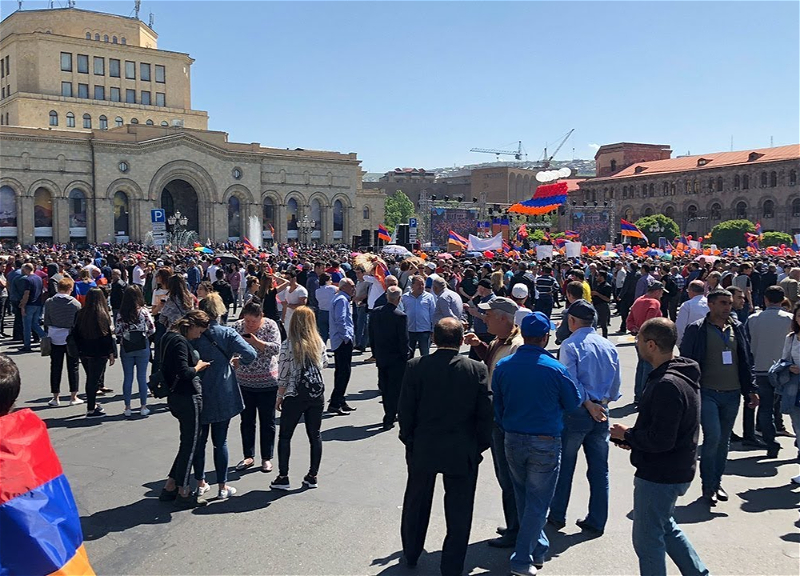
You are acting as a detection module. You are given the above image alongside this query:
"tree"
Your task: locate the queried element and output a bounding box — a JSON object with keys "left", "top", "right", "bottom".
{"left": 709, "top": 219, "right": 755, "bottom": 248}
{"left": 633, "top": 214, "right": 680, "bottom": 243}
{"left": 384, "top": 190, "right": 415, "bottom": 232}
{"left": 761, "top": 231, "right": 793, "bottom": 247}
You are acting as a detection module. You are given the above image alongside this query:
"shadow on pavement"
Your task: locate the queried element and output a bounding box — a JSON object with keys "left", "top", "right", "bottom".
{"left": 82, "top": 496, "right": 175, "bottom": 541}
{"left": 347, "top": 388, "right": 381, "bottom": 402}
{"left": 322, "top": 423, "right": 384, "bottom": 442}
{"left": 372, "top": 539, "right": 507, "bottom": 576}
{"left": 725, "top": 454, "right": 795, "bottom": 478}
{"left": 674, "top": 497, "right": 728, "bottom": 524}
{"left": 609, "top": 403, "right": 638, "bottom": 419}
{"left": 736, "top": 484, "right": 800, "bottom": 513}
{"left": 192, "top": 489, "right": 291, "bottom": 515}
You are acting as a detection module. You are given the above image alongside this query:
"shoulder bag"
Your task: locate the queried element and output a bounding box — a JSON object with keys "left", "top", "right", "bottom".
{"left": 147, "top": 333, "right": 177, "bottom": 398}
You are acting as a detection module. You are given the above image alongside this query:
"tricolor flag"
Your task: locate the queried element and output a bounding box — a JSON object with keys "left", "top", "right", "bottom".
{"left": 1, "top": 409, "right": 95, "bottom": 576}
{"left": 377, "top": 224, "right": 392, "bottom": 243}
{"left": 620, "top": 219, "right": 649, "bottom": 242}
{"left": 793, "top": 234, "right": 800, "bottom": 252}
{"left": 564, "top": 230, "right": 580, "bottom": 240}
{"left": 755, "top": 222, "right": 763, "bottom": 239}
{"left": 744, "top": 232, "right": 760, "bottom": 251}
{"left": 543, "top": 230, "right": 553, "bottom": 244}
{"left": 448, "top": 230, "right": 468, "bottom": 250}
{"left": 242, "top": 236, "right": 257, "bottom": 253}
{"left": 516, "top": 224, "right": 528, "bottom": 240}
{"left": 502, "top": 240, "right": 511, "bottom": 253}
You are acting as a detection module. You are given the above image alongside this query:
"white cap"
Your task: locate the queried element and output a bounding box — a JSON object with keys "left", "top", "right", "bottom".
{"left": 426, "top": 262, "right": 436, "bottom": 270}
{"left": 511, "top": 283, "right": 529, "bottom": 298}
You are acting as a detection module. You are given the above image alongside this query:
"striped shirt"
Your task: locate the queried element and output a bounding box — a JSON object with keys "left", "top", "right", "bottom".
{"left": 535, "top": 275, "right": 557, "bottom": 297}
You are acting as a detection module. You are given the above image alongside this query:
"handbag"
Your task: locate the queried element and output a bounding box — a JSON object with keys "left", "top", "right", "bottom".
{"left": 40, "top": 335, "right": 52, "bottom": 357}
{"left": 147, "top": 334, "right": 177, "bottom": 399}
{"left": 122, "top": 330, "right": 148, "bottom": 353}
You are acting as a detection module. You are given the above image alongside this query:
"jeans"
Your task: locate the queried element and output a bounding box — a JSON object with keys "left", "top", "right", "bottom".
{"left": 80, "top": 356, "right": 108, "bottom": 412}
{"left": 240, "top": 387, "right": 277, "bottom": 460}
{"left": 354, "top": 305, "right": 369, "bottom": 349}
{"left": 550, "top": 407, "right": 609, "bottom": 530}
{"left": 756, "top": 375, "right": 779, "bottom": 450}
{"left": 534, "top": 295, "right": 553, "bottom": 320}
{"left": 634, "top": 346, "right": 653, "bottom": 404}
{"left": 491, "top": 424, "right": 519, "bottom": 538}
{"left": 50, "top": 343, "right": 79, "bottom": 394}
{"left": 23, "top": 304, "right": 46, "bottom": 349}
{"left": 11, "top": 301, "right": 22, "bottom": 341}
{"left": 700, "top": 388, "right": 740, "bottom": 493}
{"left": 194, "top": 419, "right": 232, "bottom": 485}
{"left": 408, "top": 331, "right": 431, "bottom": 357}
{"left": 121, "top": 347, "right": 150, "bottom": 407}
{"left": 329, "top": 340, "right": 353, "bottom": 408}
{"left": 790, "top": 407, "right": 800, "bottom": 462}
{"left": 632, "top": 477, "right": 709, "bottom": 576}
{"left": 167, "top": 393, "right": 203, "bottom": 489}
{"left": 316, "top": 309, "right": 330, "bottom": 345}
{"left": 277, "top": 396, "right": 323, "bottom": 477}
{"left": 0, "top": 295, "right": 6, "bottom": 334}
{"left": 505, "top": 433, "right": 561, "bottom": 570}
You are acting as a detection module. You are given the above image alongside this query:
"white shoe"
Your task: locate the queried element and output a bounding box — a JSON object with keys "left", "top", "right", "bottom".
{"left": 791, "top": 474, "right": 800, "bottom": 485}
{"left": 123, "top": 408, "right": 132, "bottom": 417}
{"left": 196, "top": 483, "right": 211, "bottom": 497}
{"left": 218, "top": 485, "right": 237, "bottom": 499}
{"left": 48, "top": 398, "right": 60, "bottom": 407}
{"left": 69, "top": 397, "right": 84, "bottom": 406}
{"left": 140, "top": 406, "right": 150, "bottom": 417}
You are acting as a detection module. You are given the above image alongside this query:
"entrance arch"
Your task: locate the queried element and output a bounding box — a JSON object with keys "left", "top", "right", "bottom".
{"left": 161, "top": 179, "right": 199, "bottom": 233}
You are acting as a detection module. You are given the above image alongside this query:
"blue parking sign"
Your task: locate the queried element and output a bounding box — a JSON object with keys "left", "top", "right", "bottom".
{"left": 151, "top": 209, "right": 166, "bottom": 223}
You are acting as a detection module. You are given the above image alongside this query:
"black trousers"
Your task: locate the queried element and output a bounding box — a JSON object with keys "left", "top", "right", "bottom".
{"left": 595, "top": 304, "right": 610, "bottom": 338}
{"left": 329, "top": 340, "right": 353, "bottom": 408}
{"left": 277, "top": 395, "right": 323, "bottom": 477}
{"left": 618, "top": 301, "right": 632, "bottom": 332}
{"left": 11, "top": 302, "right": 22, "bottom": 341}
{"left": 50, "top": 343, "right": 79, "bottom": 394}
{"left": 240, "top": 387, "right": 278, "bottom": 460}
{"left": 167, "top": 393, "right": 203, "bottom": 489}
{"left": 401, "top": 463, "right": 479, "bottom": 576}
{"left": 80, "top": 356, "right": 108, "bottom": 412}
{"left": 0, "top": 295, "right": 7, "bottom": 334}
{"left": 378, "top": 362, "right": 406, "bottom": 426}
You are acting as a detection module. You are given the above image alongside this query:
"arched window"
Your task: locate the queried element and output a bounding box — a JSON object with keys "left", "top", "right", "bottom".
{"left": 649, "top": 184, "right": 655, "bottom": 197}
{"left": 790, "top": 170, "right": 798, "bottom": 186}
{"left": 624, "top": 208, "right": 633, "bottom": 221}
{"left": 0, "top": 186, "right": 18, "bottom": 238}
{"left": 717, "top": 176, "right": 724, "bottom": 191}
{"left": 710, "top": 203, "right": 722, "bottom": 219}
{"left": 68, "top": 189, "right": 87, "bottom": 238}
{"left": 622, "top": 186, "right": 628, "bottom": 199}
{"left": 121, "top": 37, "right": 126, "bottom": 45}
{"left": 94, "top": 33, "right": 100, "bottom": 41}
{"left": 644, "top": 207, "right": 653, "bottom": 216}
{"left": 362, "top": 206, "right": 370, "bottom": 220}
{"left": 82, "top": 113, "right": 91, "bottom": 129}
{"left": 34, "top": 188, "right": 53, "bottom": 238}
{"left": 693, "top": 180, "right": 699, "bottom": 193}
{"left": 665, "top": 206, "right": 675, "bottom": 219}
{"left": 85, "top": 32, "right": 91, "bottom": 39}
{"left": 99, "top": 115, "right": 108, "bottom": 130}
{"left": 112, "top": 36, "right": 118, "bottom": 44}
{"left": 760, "top": 172, "right": 768, "bottom": 187}
{"left": 792, "top": 198, "right": 800, "bottom": 216}
{"left": 160, "top": 121, "right": 168, "bottom": 126}
{"left": 103, "top": 35, "right": 108, "bottom": 42}
{"left": 262, "top": 197, "right": 275, "bottom": 239}
{"left": 49, "top": 110, "right": 58, "bottom": 126}
{"left": 610, "top": 159, "right": 617, "bottom": 172}
{"left": 736, "top": 201, "right": 747, "bottom": 219}
{"left": 770, "top": 171, "right": 777, "bottom": 187}
{"left": 310, "top": 199, "right": 322, "bottom": 240}
{"left": 66, "top": 112, "right": 75, "bottom": 127}
{"left": 670, "top": 183, "right": 676, "bottom": 195}
{"left": 145, "top": 119, "right": 154, "bottom": 125}
{"left": 227, "top": 196, "right": 241, "bottom": 240}
{"left": 130, "top": 118, "right": 139, "bottom": 124}
{"left": 115, "top": 116, "right": 123, "bottom": 127}
{"left": 114, "top": 191, "right": 130, "bottom": 239}
{"left": 763, "top": 199, "right": 775, "bottom": 218}
{"left": 609, "top": 187, "right": 615, "bottom": 199}
{"left": 708, "top": 178, "right": 715, "bottom": 192}
{"left": 333, "top": 199, "right": 344, "bottom": 240}
{"left": 742, "top": 175, "right": 750, "bottom": 190}
{"left": 663, "top": 182, "right": 669, "bottom": 196}
{"left": 687, "top": 205, "right": 698, "bottom": 220}
{"left": 286, "top": 198, "right": 299, "bottom": 239}
{"left": 734, "top": 175, "right": 741, "bottom": 189}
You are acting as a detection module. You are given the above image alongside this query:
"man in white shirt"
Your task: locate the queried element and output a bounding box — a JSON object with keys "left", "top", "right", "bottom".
{"left": 675, "top": 280, "right": 709, "bottom": 346}
{"left": 207, "top": 258, "right": 221, "bottom": 283}
{"left": 132, "top": 258, "right": 146, "bottom": 286}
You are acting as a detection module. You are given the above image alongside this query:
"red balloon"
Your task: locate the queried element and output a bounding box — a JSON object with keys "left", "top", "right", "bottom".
{"left": 781, "top": 244, "right": 787, "bottom": 249}
{"left": 687, "top": 235, "right": 693, "bottom": 241}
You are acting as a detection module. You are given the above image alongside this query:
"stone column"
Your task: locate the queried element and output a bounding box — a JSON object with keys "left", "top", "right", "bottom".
{"left": 94, "top": 197, "right": 115, "bottom": 244}
{"left": 52, "top": 196, "right": 69, "bottom": 244}
{"left": 19, "top": 195, "right": 34, "bottom": 245}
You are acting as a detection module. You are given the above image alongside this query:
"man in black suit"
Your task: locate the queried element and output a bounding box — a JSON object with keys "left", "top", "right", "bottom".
{"left": 369, "top": 286, "right": 410, "bottom": 430}
{"left": 398, "top": 317, "right": 493, "bottom": 576}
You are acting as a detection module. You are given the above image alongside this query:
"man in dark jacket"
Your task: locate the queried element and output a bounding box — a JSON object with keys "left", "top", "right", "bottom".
{"left": 369, "top": 286, "right": 410, "bottom": 430}
{"left": 616, "top": 262, "right": 640, "bottom": 334}
{"left": 398, "top": 317, "right": 492, "bottom": 576}
{"left": 611, "top": 318, "right": 709, "bottom": 576}
{"left": 509, "top": 262, "right": 535, "bottom": 308}
{"left": 679, "top": 288, "right": 759, "bottom": 506}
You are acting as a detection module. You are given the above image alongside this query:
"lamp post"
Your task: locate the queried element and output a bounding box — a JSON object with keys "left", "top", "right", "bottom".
{"left": 299, "top": 214, "right": 315, "bottom": 245}
{"left": 167, "top": 211, "right": 189, "bottom": 247}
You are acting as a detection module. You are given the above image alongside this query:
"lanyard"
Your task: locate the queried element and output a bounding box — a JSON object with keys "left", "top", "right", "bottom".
{"left": 711, "top": 324, "right": 732, "bottom": 349}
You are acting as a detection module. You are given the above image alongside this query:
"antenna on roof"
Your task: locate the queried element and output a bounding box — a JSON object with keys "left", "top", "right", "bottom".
{"left": 770, "top": 136, "right": 773, "bottom": 147}
{"left": 730, "top": 136, "right": 733, "bottom": 152}
{"left": 18, "top": 0, "right": 22, "bottom": 10}
{"left": 148, "top": 12, "right": 155, "bottom": 29}
{"left": 68, "top": 0, "right": 75, "bottom": 7}
{"left": 134, "top": 0, "right": 140, "bottom": 19}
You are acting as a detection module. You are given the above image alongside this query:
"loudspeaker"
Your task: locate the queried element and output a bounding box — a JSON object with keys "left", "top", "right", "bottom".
{"left": 396, "top": 224, "right": 409, "bottom": 245}
{"left": 360, "top": 229, "right": 371, "bottom": 247}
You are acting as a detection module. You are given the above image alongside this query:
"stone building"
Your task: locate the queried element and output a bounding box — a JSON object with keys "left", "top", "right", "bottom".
{"left": 0, "top": 7, "right": 383, "bottom": 245}
{"left": 574, "top": 142, "right": 800, "bottom": 238}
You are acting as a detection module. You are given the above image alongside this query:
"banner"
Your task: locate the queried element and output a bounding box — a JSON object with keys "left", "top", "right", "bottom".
{"left": 565, "top": 241, "right": 582, "bottom": 258}
{"left": 467, "top": 233, "right": 503, "bottom": 251}
{"left": 689, "top": 240, "right": 702, "bottom": 251}
{"left": 536, "top": 245, "right": 553, "bottom": 261}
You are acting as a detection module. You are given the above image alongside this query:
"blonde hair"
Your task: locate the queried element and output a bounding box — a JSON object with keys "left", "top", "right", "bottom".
{"left": 491, "top": 270, "right": 504, "bottom": 292}
{"left": 288, "top": 306, "right": 324, "bottom": 369}
{"left": 198, "top": 292, "right": 227, "bottom": 320}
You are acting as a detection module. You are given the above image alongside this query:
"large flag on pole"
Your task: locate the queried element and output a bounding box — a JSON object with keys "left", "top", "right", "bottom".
{"left": 377, "top": 224, "right": 391, "bottom": 243}
{"left": 620, "top": 219, "right": 649, "bottom": 242}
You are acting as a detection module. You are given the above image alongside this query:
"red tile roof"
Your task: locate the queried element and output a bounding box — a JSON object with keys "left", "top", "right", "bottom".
{"left": 563, "top": 179, "right": 585, "bottom": 192}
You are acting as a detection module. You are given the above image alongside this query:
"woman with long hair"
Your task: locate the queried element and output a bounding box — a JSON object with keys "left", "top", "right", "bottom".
{"left": 115, "top": 285, "right": 156, "bottom": 417}
{"left": 159, "top": 274, "right": 195, "bottom": 328}
{"left": 258, "top": 272, "right": 289, "bottom": 323}
{"left": 490, "top": 270, "right": 507, "bottom": 297}
{"left": 232, "top": 301, "right": 282, "bottom": 473}
{"left": 159, "top": 310, "right": 212, "bottom": 508}
{"left": 782, "top": 302, "right": 800, "bottom": 485}
{"left": 196, "top": 280, "right": 215, "bottom": 302}
{"left": 192, "top": 293, "right": 257, "bottom": 499}
{"left": 270, "top": 305, "right": 328, "bottom": 490}
{"left": 72, "top": 287, "right": 116, "bottom": 418}
{"left": 150, "top": 267, "right": 172, "bottom": 309}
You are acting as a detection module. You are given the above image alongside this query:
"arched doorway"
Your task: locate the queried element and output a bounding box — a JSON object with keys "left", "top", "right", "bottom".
{"left": 161, "top": 179, "right": 199, "bottom": 233}
{"left": 0, "top": 186, "right": 18, "bottom": 241}
{"left": 68, "top": 188, "right": 87, "bottom": 240}
{"left": 333, "top": 199, "right": 344, "bottom": 241}
{"left": 34, "top": 187, "right": 53, "bottom": 242}
{"left": 262, "top": 197, "right": 275, "bottom": 242}
{"left": 228, "top": 196, "right": 242, "bottom": 241}
{"left": 114, "top": 191, "right": 130, "bottom": 241}
{"left": 286, "top": 198, "right": 299, "bottom": 240}
{"left": 310, "top": 198, "right": 322, "bottom": 241}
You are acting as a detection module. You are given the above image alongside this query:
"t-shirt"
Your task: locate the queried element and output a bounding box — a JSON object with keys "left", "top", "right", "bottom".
{"left": 701, "top": 323, "right": 740, "bottom": 391}
{"left": 283, "top": 285, "right": 308, "bottom": 328}
{"left": 592, "top": 282, "right": 613, "bottom": 308}
{"left": 23, "top": 274, "right": 43, "bottom": 304}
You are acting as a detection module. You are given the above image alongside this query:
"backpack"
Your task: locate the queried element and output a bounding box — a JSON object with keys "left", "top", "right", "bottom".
{"left": 148, "top": 333, "right": 178, "bottom": 398}
{"left": 297, "top": 361, "right": 324, "bottom": 400}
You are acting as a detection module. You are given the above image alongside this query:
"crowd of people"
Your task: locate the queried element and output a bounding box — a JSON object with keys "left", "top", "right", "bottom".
{"left": 2, "top": 240, "right": 800, "bottom": 576}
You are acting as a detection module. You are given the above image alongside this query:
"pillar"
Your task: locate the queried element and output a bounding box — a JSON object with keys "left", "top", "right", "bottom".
{"left": 19, "top": 195, "right": 34, "bottom": 245}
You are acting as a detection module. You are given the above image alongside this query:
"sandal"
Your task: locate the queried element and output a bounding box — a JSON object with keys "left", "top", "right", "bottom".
{"left": 235, "top": 458, "right": 254, "bottom": 471}
{"left": 262, "top": 460, "right": 273, "bottom": 473}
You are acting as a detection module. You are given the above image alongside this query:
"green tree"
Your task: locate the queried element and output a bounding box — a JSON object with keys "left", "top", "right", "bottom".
{"left": 709, "top": 219, "right": 755, "bottom": 248}
{"left": 383, "top": 190, "right": 415, "bottom": 232}
{"left": 761, "top": 231, "right": 793, "bottom": 247}
{"left": 634, "top": 214, "right": 680, "bottom": 243}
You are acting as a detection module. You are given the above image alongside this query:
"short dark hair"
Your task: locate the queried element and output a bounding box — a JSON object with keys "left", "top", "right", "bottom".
{"left": 433, "top": 318, "right": 463, "bottom": 348}
{"left": 764, "top": 285, "right": 785, "bottom": 305}
{"left": 566, "top": 281, "right": 584, "bottom": 300}
{"left": 707, "top": 288, "right": 732, "bottom": 303}
{"left": 639, "top": 318, "right": 677, "bottom": 353}
{"left": 728, "top": 286, "right": 743, "bottom": 297}
{"left": 0, "top": 354, "right": 21, "bottom": 416}
{"left": 241, "top": 302, "right": 263, "bottom": 318}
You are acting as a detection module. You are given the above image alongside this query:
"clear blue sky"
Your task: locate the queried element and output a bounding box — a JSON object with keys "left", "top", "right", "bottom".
{"left": 3, "top": 1, "right": 798, "bottom": 172}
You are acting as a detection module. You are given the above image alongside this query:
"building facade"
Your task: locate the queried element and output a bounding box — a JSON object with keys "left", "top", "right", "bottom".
{"left": 0, "top": 7, "right": 383, "bottom": 245}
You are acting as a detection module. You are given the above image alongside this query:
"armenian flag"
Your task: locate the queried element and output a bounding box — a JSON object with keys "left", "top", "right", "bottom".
{"left": 620, "top": 219, "right": 649, "bottom": 242}
{"left": 377, "top": 224, "right": 392, "bottom": 243}
{"left": 745, "top": 232, "right": 760, "bottom": 251}
{"left": 793, "top": 234, "right": 800, "bottom": 252}
{"left": 508, "top": 181, "right": 569, "bottom": 216}
{"left": 448, "top": 230, "right": 468, "bottom": 250}
{"left": 1, "top": 409, "right": 95, "bottom": 576}
{"left": 516, "top": 224, "right": 528, "bottom": 240}
{"left": 564, "top": 230, "right": 580, "bottom": 240}
{"left": 242, "top": 236, "right": 257, "bottom": 253}
{"left": 755, "top": 222, "right": 763, "bottom": 239}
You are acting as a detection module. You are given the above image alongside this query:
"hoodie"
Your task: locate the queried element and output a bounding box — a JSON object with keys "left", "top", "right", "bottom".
{"left": 624, "top": 357, "right": 701, "bottom": 484}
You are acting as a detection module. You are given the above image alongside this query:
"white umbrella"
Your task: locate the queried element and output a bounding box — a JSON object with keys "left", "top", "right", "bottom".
{"left": 381, "top": 244, "right": 411, "bottom": 256}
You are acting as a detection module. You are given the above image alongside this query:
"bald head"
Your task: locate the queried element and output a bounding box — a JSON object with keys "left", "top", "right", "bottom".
{"left": 433, "top": 317, "right": 464, "bottom": 349}
{"left": 688, "top": 280, "right": 705, "bottom": 296}
{"left": 386, "top": 286, "right": 402, "bottom": 304}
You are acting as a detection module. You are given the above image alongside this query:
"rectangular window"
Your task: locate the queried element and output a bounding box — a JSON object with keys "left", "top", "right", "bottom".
{"left": 60, "top": 52, "right": 72, "bottom": 72}
{"left": 141, "top": 90, "right": 151, "bottom": 105}
{"left": 155, "top": 65, "right": 165, "bottom": 83}
{"left": 1, "top": 57, "right": 4, "bottom": 78}
{"left": 140, "top": 63, "right": 151, "bottom": 81}
{"left": 77, "top": 54, "right": 89, "bottom": 74}
{"left": 4, "top": 56, "right": 9, "bottom": 77}
{"left": 109, "top": 58, "right": 120, "bottom": 78}
{"left": 61, "top": 81, "right": 73, "bottom": 97}
{"left": 110, "top": 87, "right": 120, "bottom": 102}
{"left": 94, "top": 85, "right": 105, "bottom": 100}
{"left": 125, "top": 60, "right": 135, "bottom": 79}
{"left": 93, "top": 56, "right": 104, "bottom": 75}
{"left": 125, "top": 88, "right": 136, "bottom": 104}
{"left": 156, "top": 92, "right": 165, "bottom": 107}
{"left": 1, "top": 87, "right": 5, "bottom": 98}
{"left": 78, "top": 83, "right": 89, "bottom": 98}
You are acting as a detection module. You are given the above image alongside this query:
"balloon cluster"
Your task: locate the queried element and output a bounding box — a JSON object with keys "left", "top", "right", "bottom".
{"left": 535, "top": 167, "right": 572, "bottom": 183}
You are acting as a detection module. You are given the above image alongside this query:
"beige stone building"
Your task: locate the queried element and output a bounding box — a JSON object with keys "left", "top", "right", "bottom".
{"left": 0, "top": 7, "right": 383, "bottom": 245}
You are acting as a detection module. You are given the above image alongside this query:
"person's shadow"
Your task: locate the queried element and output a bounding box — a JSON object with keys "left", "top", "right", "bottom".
{"left": 372, "top": 539, "right": 508, "bottom": 576}
{"left": 321, "top": 423, "right": 384, "bottom": 442}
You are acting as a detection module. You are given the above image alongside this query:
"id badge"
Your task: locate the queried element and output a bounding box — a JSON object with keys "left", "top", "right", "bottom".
{"left": 722, "top": 350, "right": 733, "bottom": 365}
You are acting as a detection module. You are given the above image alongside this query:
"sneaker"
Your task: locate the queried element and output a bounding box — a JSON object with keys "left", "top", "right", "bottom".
{"left": 302, "top": 474, "right": 318, "bottom": 488}
{"left": 86, "top": 407, "right": 106, "bottom": 418}
{"left": 196, "top": 483, "right": 211, "bottom": 497}
{"left": 158, "top": 487, "right": 178, "bottom": 502}
{"left": 48, "top": 398, "right": 60, "bottom": 407}
{"left": 123, "top": 408, "right": 132, "bottom": 417}
{"left": 69, "top": 397, "right": 85, "bottom": 406}
{"left": 140, "top": 406, "right": 151, "bottom": 417}
{"left": 174, "top": 493, "right": 208, "bottom": 509}
{"left": 270, "top": 475, "right": 291, "bottom": 490}
{"left": 218, "top": 485, "right": 237, "bottom": 499}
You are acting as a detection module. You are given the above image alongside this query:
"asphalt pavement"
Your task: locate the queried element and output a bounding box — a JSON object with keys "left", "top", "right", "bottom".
{"left": 6, "top": 330, "right": 800, "bottom": 575}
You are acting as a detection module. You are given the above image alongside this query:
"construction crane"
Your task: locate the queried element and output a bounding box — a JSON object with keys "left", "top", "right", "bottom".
{"left": 537, "top": 129, "right": 575, "bottom": 168}
{"left": 470, "top": 140, "right": 527, "bottom": 161}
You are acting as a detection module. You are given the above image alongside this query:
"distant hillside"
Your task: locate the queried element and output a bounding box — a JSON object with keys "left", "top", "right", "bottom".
{"left": 364, "top": 159, "right": 596, "bottom": 183}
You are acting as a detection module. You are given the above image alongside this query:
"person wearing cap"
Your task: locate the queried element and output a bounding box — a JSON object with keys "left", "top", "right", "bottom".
{"left": 492, "top": 311, "right": 582, "bottom": 575}
{"left": 555, "top": 281, "right": 596, "bottom": 346}
{"left": 432, "top": 276, "right": 463, "bottom": 325}
{"left": 423, "top": 262, "right": 441, "bottom": 293}
{"left": 401, "top": 275, "right": 437, "bottom": 357}
{"left": 464, "top": 296, "right": 524, "bottom": 549}
{"left": 548, "top": 300, "right": 621, "bottom": 536}
{"left": 510, "top": 283, "right": 532, "bottom": 327}
{"left": 466, "top": 279, "right": 496, "bottom": 361}
{"left": 132, "top": 258, "right": 146, "bottom": 287}
{"left": 628, "top": 282, "right": 666, "bottom": 406}
{"left": 509, "top": 262, "right": 534, "bottom": 309}
{"left": 207, "top": 258, "right": 221, "bottom": 284}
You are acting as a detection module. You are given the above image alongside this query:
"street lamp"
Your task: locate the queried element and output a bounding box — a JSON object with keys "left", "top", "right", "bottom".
{"left": 299, "top": 214, "right": 315, "bottom": 245}
{"left": 167, "top": 211, "right": 188, "bottom": 229}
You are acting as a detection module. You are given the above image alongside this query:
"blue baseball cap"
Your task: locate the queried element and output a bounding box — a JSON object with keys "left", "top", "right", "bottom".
{"left": 520, "top": 311, "right": 556, "bottom": 338}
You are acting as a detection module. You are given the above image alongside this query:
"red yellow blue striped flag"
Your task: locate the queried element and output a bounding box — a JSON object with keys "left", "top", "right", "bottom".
{"left": 377, "top": 224, "right": 392, "bottom": 243}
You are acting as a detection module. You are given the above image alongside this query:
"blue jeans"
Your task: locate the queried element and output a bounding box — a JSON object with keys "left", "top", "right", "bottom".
{"left": 316, "top": 309, "right": 330, "bottom": 346}
{"left": 634, "top": 346, "right": 653, "bottom": 403}
{"left": 194, "top": 419, "right": 231, "bottom": 485}
{"left": 354, "top": 305, "right": 369, "bottom": 349}
{"left": 408, "top": 331, "right": 431, "bottom": 357}
{"left": 23, "top": 304, "right": 46, "bottom": 349}
{"left": 121, "top": 347, "right": 150, "bottom": 407}
{"left": 700, "top": 388, "right": 740, "bottom": 493}
{"left": 632, "top": 477, "right": 709, "bottom": 576}
{"left": 491, "top": 424, "right": 519, "bottom": 537}
{"left": 504, "top": 433, "right": 561, "bottom": 571}
{"left": 755, "top": 375, "right": 779, "bottom": 450}
{"left": 549, "top": 406, "right": 609, "bottom": 530}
